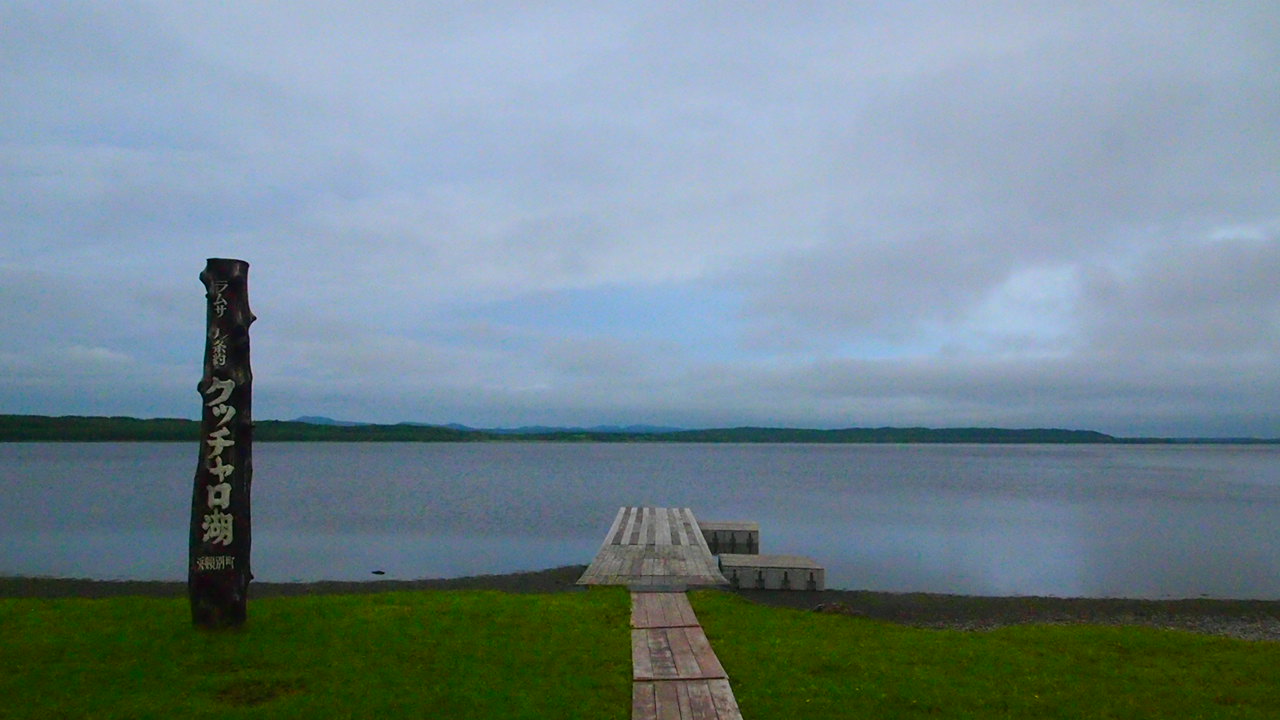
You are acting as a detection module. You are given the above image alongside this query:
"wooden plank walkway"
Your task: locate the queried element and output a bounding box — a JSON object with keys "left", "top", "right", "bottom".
{"left": 632, "top": 626, "right": 727, "bottom": 680}
{"left": 630, "top": 592, "right": 742, "bottom": 720}
{"left": 580, "top": 508, "right": 742, "bottom": 719}
{"left": 633, "top": 679, "right": 741, "bottom": 720}
{"left": 631, "top": 590, "right": 701, "bottom": 628}
{"left": 577, "top": 506, "right": 728, "bottom": 588}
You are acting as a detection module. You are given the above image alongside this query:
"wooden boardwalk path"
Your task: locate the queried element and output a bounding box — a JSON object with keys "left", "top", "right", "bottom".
{"left": 577, "top": 506, "right": 728, "bottom": 588}
{"left": 630, "top": 592, "right": 743, "bottom": 720}
{"left": 579, "top": 507, "right": 742, "bottom": 719}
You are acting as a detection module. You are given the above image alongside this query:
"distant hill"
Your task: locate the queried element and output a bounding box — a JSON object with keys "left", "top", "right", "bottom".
{"left": 291, "top": 416, "right": 369, "bottom": 427}
{"left": 654, "top": 426, "right": 1117, "bottom": 444}
{"left": 1, "top": 414, "right": 1274, "bottom": 444}
{"left": 516, "top": 426, "right": 1119, "bottom": 443}
{"left": 0, "top": 415, "right": 202, "bottom": 442}
{"left": 446, "top": 423, "right": 685, "bottom": 435}
{"left": 0, "top": 415, "right": 480, "bottom": 442}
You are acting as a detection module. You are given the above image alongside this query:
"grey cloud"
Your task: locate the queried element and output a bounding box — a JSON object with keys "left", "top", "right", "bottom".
{"left": 3, "top": 3, "right": 1278, "bottom": 436}
{"left": 736, "top": 4, "right": 1280, "bottom": 355}
{"left": 1079, "top": 234, "right": 1280, "bottom": 358}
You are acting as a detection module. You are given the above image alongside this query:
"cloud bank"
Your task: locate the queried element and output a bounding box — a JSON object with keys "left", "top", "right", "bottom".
{"left": 3, "top": 2, "right": 1278, "bottom": 436}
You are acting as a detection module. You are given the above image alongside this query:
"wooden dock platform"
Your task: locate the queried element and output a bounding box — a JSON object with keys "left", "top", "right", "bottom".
{"left": 577, "top": 507, "right": 728, "bottom": 588}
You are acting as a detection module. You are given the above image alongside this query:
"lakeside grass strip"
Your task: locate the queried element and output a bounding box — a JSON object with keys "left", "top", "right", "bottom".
{"left": 0, "top": 588, "right": 630, "bottom": 720}
{"left": 690, "top": 590, "right": 1280, "bottom": 719}
{"left": 8, "top": 585, "right": 1280, "bottom": 719}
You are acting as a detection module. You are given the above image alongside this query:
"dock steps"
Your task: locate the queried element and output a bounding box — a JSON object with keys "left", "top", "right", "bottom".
{"left": 698, "top": 521, "right": 760, "bottom": 555}
{"left": 719, "top": 553, "right": 826, "bottom": 591}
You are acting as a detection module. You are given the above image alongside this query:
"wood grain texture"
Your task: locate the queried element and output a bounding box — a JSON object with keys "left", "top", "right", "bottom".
{"left": 706, "top": 679, "right": 744, "bottom": 720}
{"left": 633, "top": 682, "right": 658, "bottom": 720}
{"left": 632, "top": 681, "right": 744, "bottom": 720}
{"left": 632, "top": 627, "right": 727, "bottom": 681}
{"left": 631, "top": 592, "right": 701, "bottom": 629}
{"left": 578, "top": 507, "right": 728, "bottom": 587}
{"left": 632, "top": 628, "right": 655, "bottom": 680}
{"left": 655, "top": 682, "right": 682, "bottom": 720}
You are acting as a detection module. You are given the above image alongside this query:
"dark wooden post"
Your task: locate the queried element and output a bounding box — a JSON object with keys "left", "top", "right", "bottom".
{"left": 189, "top": 258, "right": 255, "bottom": 628}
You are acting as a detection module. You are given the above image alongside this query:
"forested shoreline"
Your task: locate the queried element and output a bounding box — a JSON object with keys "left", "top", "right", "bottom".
{"left": 2, "top": 414, "right": 1274, "bottom": 443}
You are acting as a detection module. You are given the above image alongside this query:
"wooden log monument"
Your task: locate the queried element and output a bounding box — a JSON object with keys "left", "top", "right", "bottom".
{"left": 188, "top": 258, "right": 255, "bottom": 628}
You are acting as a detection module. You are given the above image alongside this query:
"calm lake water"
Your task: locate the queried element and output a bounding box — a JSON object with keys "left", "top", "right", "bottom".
{"left": 2, "top": 442, "right": 1277, "bottom": 598}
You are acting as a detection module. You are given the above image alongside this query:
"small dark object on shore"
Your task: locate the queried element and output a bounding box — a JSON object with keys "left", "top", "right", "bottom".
{"left": 813, "top": 602, "right": 862, "bottom": 617}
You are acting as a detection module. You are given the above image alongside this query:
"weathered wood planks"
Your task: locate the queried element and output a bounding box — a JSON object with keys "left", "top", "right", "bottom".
{"left": 578, "top": 507, "right": 728, "bottom": 587}
{"left": 632, "top": 591, "right": 700, "bottom": 629}
{"left": 631, "top": 627, "right": 727, "bottom": 681}
{"left": 584, "top": 508, "right": 743, "bottom": 718}
{"left": 632, "top": 680, "right": 743, "bottom": 720}
{"left": 628, "top": 591, "right": 743, "bottom": 720}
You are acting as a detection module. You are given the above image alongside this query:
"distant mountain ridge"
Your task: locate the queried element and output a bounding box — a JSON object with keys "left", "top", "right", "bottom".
{"left": 1, "top": 414, "right": 1276, "bottom": 443}
{"left": 292, "top": 416, "right": 369, "bottom": 427}
{"left": 292, "top": 417, "right": 685, "bottom": 434}
{"left": 440, "top": 422, "right": 686, "bottom": 435}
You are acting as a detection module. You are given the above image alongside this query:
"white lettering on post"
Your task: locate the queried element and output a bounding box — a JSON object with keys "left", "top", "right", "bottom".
{"left": 212, "top": 281, "right": 229, "bottom": 318}
{"left": 199, "top": 377, "right": 237, "bottom": 550}
{"left": 196, "top": 555, "right": 235, "bottom": 571}
{"left": 206, "top": 482, "right": 232, "bottom": 510}
{"left": 201, "top": 510, "right": 234, "bottom": 546}
{"left": 210, "top": 327, "right": 228, "bottom": 367}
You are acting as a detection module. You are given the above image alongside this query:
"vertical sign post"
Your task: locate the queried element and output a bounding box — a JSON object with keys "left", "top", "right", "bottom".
{"left": 189, "top": 258, "right": 255, "bottom": 628}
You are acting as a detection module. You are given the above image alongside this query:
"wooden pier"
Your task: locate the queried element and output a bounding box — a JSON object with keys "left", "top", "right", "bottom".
{"left": 577, "top": 506, "right": 728, "bottom": 589}
{"left": 581, "top": 508, "right": 742, "bottom": 719}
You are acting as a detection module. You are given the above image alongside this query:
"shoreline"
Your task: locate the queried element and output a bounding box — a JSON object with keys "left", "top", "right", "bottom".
{"left": 5, "top": 566, "right": 1279, "bottom": 641}
{"left": 0, "top": 565, "right": 590, "bottom": 599}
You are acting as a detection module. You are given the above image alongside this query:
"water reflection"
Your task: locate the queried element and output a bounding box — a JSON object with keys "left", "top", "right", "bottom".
{"left": 2, "top": 442, "right": 1277, "bottom": 597}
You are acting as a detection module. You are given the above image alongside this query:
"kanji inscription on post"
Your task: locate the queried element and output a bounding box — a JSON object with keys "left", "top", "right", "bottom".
{"left": 189, "top": 258, "right": 255, "bottom": 628}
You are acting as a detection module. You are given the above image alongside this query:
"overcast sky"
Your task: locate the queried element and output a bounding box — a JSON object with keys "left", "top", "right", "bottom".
{"left": 3, "top": 2, "right": 1278, "bottom": 436}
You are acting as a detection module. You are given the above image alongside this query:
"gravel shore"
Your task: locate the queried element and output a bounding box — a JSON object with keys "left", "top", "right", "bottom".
{"left": 5, "top": 566, "right": 1278, "bottom": 642}
{"left": 737, "top": 588, "right": 1280, "bottom": 642}
{"left": 0, "top": 565, "right": 589, "bottom": 599}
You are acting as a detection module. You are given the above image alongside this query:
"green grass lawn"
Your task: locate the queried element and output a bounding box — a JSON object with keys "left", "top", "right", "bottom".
{"left": 691, "top": 590, "right": 1280, "bottom": 719}
{"left": 4, "top": 587, "right": 1279, "bottom": 719}
{"left": 0, "top": 588, "right": 631, "bottom": 719}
